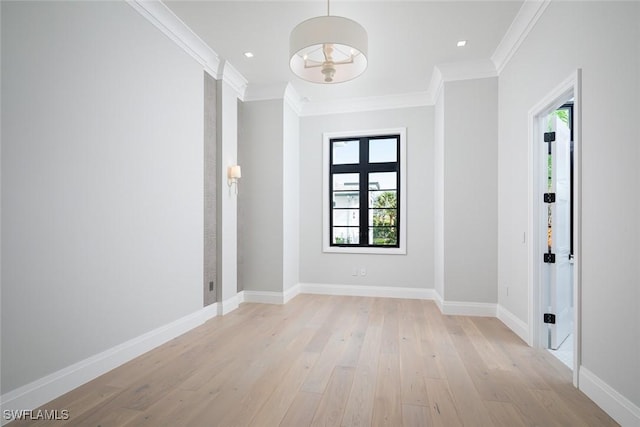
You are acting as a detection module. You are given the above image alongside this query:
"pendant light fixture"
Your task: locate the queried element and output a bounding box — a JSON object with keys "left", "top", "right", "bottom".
{"left": 289, "top": 0, "right": 368, "bottom": 84}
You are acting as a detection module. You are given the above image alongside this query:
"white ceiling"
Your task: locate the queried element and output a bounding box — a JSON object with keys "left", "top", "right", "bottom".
{"left": 165, "top": 1, "right": 524, "bottom": 102}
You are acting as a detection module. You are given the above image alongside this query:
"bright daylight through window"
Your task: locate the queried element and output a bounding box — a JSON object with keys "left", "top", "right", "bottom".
{"left": 324, "top": 130, "right": 406, "bottom": 254}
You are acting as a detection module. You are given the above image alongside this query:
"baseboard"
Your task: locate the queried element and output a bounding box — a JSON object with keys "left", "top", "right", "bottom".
{"left": 298, "top": 282, "right": 436, "bottom": 300}
{"left": 283, "top": 284, "right": 301, "bottom": 303}
{"left": 439, "top": 300, "right": 497, "bottom": 317}
{"left": 237, "top": 284, "right": 301, "bottom": 305}
{"left": 0, "top": 304, "right": 219, "bottom": 426}
{"left": 496, "top": 304, "right": 530, "bottom": 344}
{"left": 242, "top": 290, "right": 286, "bottom": 304}
{"left": 579, "top": 366, "right": 640, "bottom": 427}
{"left": 218, "top": 294, "right": 239, "bottom": 315}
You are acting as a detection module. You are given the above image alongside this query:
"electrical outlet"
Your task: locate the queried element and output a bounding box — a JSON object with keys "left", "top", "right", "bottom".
{"left": 360, "top": 267, "right": 366, "bottom": 276}
{"left": 209, "top": 281, "right": 214, "bottom": 292}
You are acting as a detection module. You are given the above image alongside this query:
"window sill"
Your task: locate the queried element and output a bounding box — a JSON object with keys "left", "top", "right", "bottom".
{"left": 323, "top": 246, "right": 406, "bottom": 255}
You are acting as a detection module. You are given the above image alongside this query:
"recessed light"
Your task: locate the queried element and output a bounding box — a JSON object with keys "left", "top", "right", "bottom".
{"left": 244, "top": 52, "right": 254, "bottom": 58}
{"left": 457, "top": 40, "right": 467, "bottom": 47}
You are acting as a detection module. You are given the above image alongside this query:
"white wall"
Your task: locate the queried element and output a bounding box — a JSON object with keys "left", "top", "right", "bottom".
{"left": 237, "top": 96, "right": 300, "bottom": 295}
{"left": 216, "top": 76, "right": 241, "bottom": 310}
{"left": 434, "top": 91, "right": 445, "bottom": 299}
{"left": 282, "top": 101, "right": 300, "bottom": 292}
{"left": 299, "top": 107, "right": 434, "bottom": 289}
{"left": 441, "top": 78, "right": 498, "bottom": 303}
{"left": 1, "top": 1, "right": 204, "bottom": 393}
{"left": 238, "top": 99, "right": 284, "bottom": 293}
{"left": 497, "top": 0, "right": 640, "bottom": 411}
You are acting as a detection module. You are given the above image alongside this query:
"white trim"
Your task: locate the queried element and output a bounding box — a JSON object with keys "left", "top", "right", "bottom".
{"left": 283, "top": 84, "right": 304, "bottom": 116}
{"left": 439, "top": 300, "right": 497, "bottom": 317}
{"left": 237, "top": 290, "right": 246, "bottom": 304}
{"left": 426, "top": 66, "right": 444, "bottom": 106}
{"left": 299, "top": 284, "right": 495, "bottom": 317}
{"left": 221, "top": 61, "right": 248, "bottom": 100}
{"left": 433, "top": 290, "right": 444, "bottom": 312}
{"left": 299, "top": 283, "right": 436, "bottom": 300}
{"left": 243, "top": 82, "right": 288, "bottom": 102}
{"left": 491, "top": 0, "right": 552, "bottom": 74}
{"left": 284, "top": 284, "right": 302, "bottom": 303}
{"left": 322, "top": 128, "right": 407, "bottom": 255}
{"left": 237, "top": 284, "right": 301, "bottom": 305}
{"left": 426, "top": 60, "right": 497, "bottom": 105}
{"left": 0, "top": 304, "right": 218, "bottom": 426}
{"left": 528, "top": 70, "right": 582, "bottom": 386}
{"left": 241, "top": 83, "right": 304, "bottom": 116}
{"left": 300, "top": 92, "right": 430, "bottom": 116}
{"left": 242, "top": 290, "right": 286, "bottom": 305}
{"left": 497, "top": 305, "right": 530, "bottom": 344}
{"left": 437, "top": 59, "right": 497, "bottom": 84}
{"left": 218, "top": 294, "right": 240, "bottom": 315}
{"left": 127, "top": 1, "right": 220, "bottom": 77}
{"left": 579, "top": 367, "right": 640, "bottom": 427}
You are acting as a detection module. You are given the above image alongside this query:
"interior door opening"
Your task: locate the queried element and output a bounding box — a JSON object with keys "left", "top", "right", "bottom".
{"left": 529, "top": 70, "right": 581, "bottom": 386}
{"left": 543, "top": 102, "right": 574, "bottom": 368}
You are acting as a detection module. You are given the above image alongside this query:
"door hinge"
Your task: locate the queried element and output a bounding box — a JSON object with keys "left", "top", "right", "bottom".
{"left": 544, "top": 132, "right": 556, "bottom": 142}
{"left": 543, "top": 313, "right": 556, "bottom": 324}
{"left": 544, "top": 253, "right": 556, "bottom": 263}
{"left": 543, "top": 193, "right": 556, "bottom": 203}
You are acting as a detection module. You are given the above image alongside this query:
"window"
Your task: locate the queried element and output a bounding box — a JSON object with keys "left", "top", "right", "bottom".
{"left": 323, "top": 129, "right": 406, "bottom": 254}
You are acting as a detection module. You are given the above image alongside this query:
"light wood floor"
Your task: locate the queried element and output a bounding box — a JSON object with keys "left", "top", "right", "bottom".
{"left": 11, "top": 294, "right": 617, "bottom": 426}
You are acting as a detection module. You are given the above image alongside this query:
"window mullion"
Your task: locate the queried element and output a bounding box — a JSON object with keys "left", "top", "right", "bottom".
{"left": 360, "top": 137, "right": 370, "bottom": 246}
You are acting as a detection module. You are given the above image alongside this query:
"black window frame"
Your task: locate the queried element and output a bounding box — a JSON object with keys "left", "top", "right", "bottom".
{"left": 329, "top": 134, "right": 401, "bottom": 248}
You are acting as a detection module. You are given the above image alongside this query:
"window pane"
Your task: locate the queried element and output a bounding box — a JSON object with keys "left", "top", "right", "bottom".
{"left": 333, "top": 173, "right": 359, "bottom": 209}
{"left": 333, "top": 192, "right": 359, "bottom": 208}
{"left": 333, "top": 227, "right": 360, "bottom": 244}
{"left": 371, "top": 208, "right": 397, "bottom": 226}
{"left": 333, "top": 209, "right": 360, "bottom": 226}
{"left": 369, "top": 190, "right": 397, "bottom": 208}
{"left": 368, "top": 172, "right": 396, "bottom": 191}
{"left": 333, "top": 173, "right": 359, "bottom": 191}
{"left": 332, "top": 140, "right": 359, "bottom": 165}
{"left": 369, "top": 138, "right": 397, "bottom": 163}
{"left": 369, "top": 227, "right": 397, "bottom": 246}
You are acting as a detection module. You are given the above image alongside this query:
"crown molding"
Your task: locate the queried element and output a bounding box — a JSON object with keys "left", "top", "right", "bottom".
{"left": 300, "top": 91, "right": 431, "bottom": 117}
{"left": 491, "top": 0, "right": 552, "bottom": 74}
{"left": 127, "top": 1, "right": 220, "bottom": 77}
{"left": 426, "top": 66, "right": 444, "bottom": 105}
{"left": 284, "top": 84, "right": 304, "bottom": 116}
{"left": 242, "top": 83, "right": 305, "bottom": 117}
{"left": 426, "top": 59, "right": 497, "bottom": 104}
{"left": 243, "top": 82, "right": 288, "bottom": 102}
{"left": 220, "top": 61, "right": 248, "bottom": 100}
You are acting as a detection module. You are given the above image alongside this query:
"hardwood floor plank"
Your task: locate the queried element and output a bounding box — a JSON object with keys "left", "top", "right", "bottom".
{"left": 401, "top": 404, "right": 433, "bottom": 427}
{"left": 425, "top": 378, "right": 463, "bottom": 427}
{"left": 484, "top": 400, "right": 528, "bottom": 427}
{"left": 6, "top": 295, "right": 618, "bottom": 427}
{"left": 371, "top": 352, "right": 402, "bottom": 426}
{"left": 310, "top": 366, "right": 355, "bottom": 427}
{"left": 249, "top": 351, "right": 319, "bottom": 427}
{"left": 279, "top": 391, "right": 321, "bottom": 427}
{"left": 341, "top": 365, "right": 377, "bottom": 427}
{"left": 341, "top": 314, "right": 383, "bottom": 427}
{"left": 432, "top": 318, "right": 495, "bottom": 426}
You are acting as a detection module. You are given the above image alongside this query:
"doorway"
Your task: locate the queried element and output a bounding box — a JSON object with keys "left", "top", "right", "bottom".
{"left": 528, "top": 70, "right": 581, "bottom": 386}
{"left": 543, "top": 102, "right": 574, "bottom": 366}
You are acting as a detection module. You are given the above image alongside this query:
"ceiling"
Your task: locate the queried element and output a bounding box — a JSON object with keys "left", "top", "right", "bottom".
{"left": 164, "top": 1, "right": 524, "bottom": 102}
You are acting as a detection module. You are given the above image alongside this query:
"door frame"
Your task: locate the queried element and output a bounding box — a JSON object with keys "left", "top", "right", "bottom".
{"left": 527, "top": 69, "right": 582, "bottom": 386}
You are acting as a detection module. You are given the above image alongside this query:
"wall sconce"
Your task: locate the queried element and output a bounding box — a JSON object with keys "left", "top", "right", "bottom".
{"left": 227, "top": 165, "right": 242, "bottom": 194}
